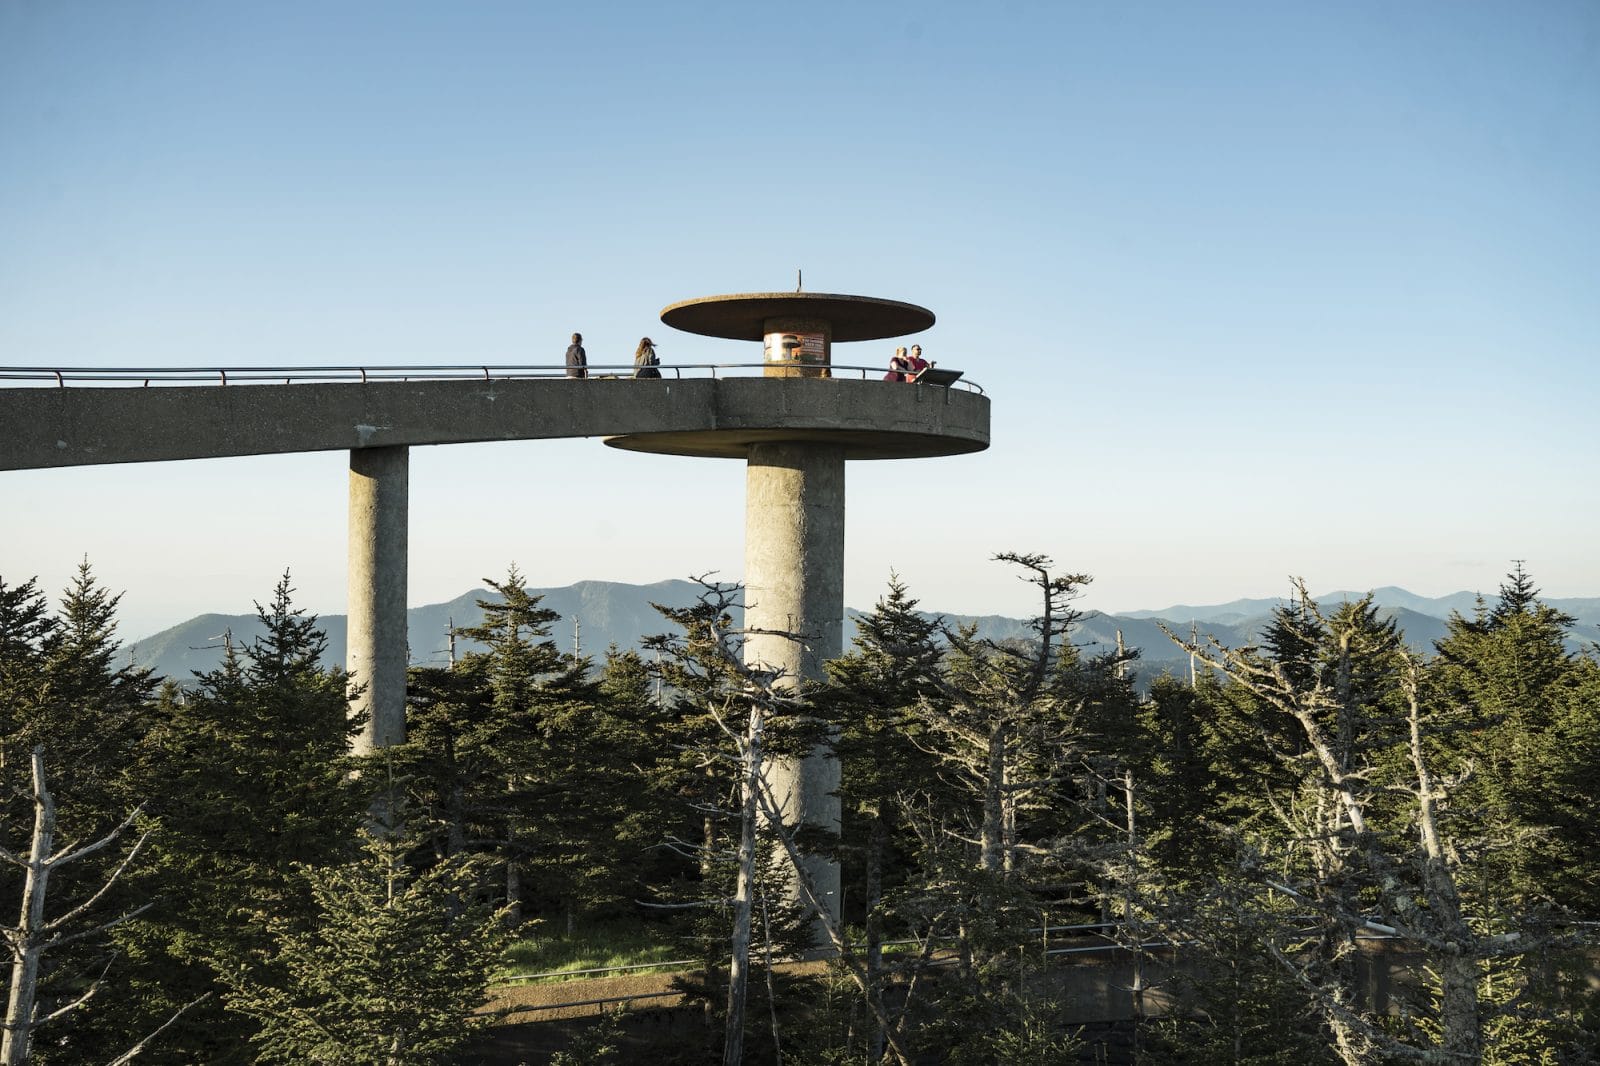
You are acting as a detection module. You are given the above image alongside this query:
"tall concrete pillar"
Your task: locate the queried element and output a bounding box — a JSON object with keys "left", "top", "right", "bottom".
{"left": 744, "top": 441, "right": 845, "bottom": 928}
{"left": 347, "top": 446, "right": 409, "bottom": 754}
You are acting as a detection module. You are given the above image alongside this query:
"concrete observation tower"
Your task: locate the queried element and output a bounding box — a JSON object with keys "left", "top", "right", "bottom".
{"left": 607, "top": 291, "right": 989, "bottom": 926}
{"left": 0, "top": 287, "right": 987, "bottom": 935}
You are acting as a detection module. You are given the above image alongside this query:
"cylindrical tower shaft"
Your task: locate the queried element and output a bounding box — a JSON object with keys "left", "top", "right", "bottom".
{"left": 744, "top": 441, "right": 845, "bottom": 928}
{"left": 347, "top": 445, "right": 409, "bottom": 753}
{"left": 761, "top": 316, "right": 832, "bottom": 378}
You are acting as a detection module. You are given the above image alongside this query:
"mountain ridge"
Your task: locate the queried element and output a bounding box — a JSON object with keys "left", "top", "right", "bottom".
{"left": 125, "top": 580, "right": 1600, "bottom": 689}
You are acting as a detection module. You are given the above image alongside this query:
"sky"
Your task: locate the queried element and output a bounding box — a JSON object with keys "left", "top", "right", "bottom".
{"left": 2, "top": 1, "right": 1597, "bottom": 642}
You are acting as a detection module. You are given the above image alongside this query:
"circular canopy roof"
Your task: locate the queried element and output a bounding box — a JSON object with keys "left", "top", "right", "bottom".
{"left": 660, "top": 292, "right": 935, "bottom": 342}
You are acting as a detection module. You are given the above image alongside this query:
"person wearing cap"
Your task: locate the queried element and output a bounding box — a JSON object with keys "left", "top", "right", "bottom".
{"left": 633, "top": 337, "right": 661, "bottom": 379}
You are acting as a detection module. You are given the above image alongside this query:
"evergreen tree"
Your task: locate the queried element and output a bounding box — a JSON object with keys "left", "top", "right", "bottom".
{"left": 397, "top": 565, "right": 641, "bottom": 928}
{"left": 221, "top": 831, "right": 508, "bottom": 1065}
{"left": 818, "top": 575, "right": 945, "bottom": 1061}
{"left": 912, "top": 553, "right": 1091, "bottom": 881}
{"left": 1130, "top": 673, "right": 1224, "bottom": 884}
{"left": 110, "top": 572, "right": 365, "bottom": 1063}
{"left": 1152, "top": 575, "right": 1600, "bottom": 1063}
{"left": 1433, "top": 563, "right": 1600, "bottom": 913}
{"left": 630, "top": 580, "right": 817, "bottom": 1062}
{"left": 2, "top": 562, "right": 157, "bottom": 828}
{"left": 0, "top": 566, "right": 161, "bottom": 1064}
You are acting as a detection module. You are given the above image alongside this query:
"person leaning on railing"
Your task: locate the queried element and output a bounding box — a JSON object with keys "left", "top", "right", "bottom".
{"left": 884, "top": 346, "right": 912, "bottom": 382}
{"left": 906, "top": 344, "right": 931, "bottom": 379}
{"left": 633, "top": 337, "right": 661, "bottom": 379}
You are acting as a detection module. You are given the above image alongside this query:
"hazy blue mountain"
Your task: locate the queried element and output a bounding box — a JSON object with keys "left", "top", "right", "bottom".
{"left": 127, "top": 579, "right": 712, "bottom": 680}
{"left": 124, "top": 580, "right": 1597, "bottom": 689}
{"left": 1125, "top": 586, "right": 1600, "bottom": 637}
{"left": 1119, "top": 596, "right": 1288, "bottom": 627}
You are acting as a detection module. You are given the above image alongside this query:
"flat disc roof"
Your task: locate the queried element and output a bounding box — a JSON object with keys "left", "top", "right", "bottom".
{"left": 660, "top": 292, "right": 935, "bottom": 342}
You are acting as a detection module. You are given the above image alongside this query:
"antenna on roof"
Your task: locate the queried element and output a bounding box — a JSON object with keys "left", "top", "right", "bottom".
{"left": 796, "top": 268, "right": 803, "bottom": 292}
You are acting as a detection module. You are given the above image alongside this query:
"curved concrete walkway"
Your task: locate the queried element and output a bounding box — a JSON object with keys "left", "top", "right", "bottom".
{"left": 0, "top": 376, "right": 988, "bottom": 470}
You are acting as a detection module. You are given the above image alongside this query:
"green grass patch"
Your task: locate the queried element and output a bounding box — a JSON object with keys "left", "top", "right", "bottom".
{"left": 498, "top": 921, "right": 689, "bottom": 983}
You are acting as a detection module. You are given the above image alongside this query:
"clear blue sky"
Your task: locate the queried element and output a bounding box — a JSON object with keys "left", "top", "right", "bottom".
{"left": 3, "top": 1, "right": 1597, "bottom": 641}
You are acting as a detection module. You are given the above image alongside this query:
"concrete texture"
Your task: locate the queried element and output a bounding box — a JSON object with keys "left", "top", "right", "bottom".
{"left": 0, "top": 377, "right": 988, "bottom": 470}
{"left": 659, "top": 292, "right": 934, "bottom": 342}
{"left": 605, "top": 377, "right": 988, "bottom": 459}
{"left": 347, "top": 446, "right": 408, "bottom": 753}
{"left": 744, "top": 442, "right": 846, "bottom": 928}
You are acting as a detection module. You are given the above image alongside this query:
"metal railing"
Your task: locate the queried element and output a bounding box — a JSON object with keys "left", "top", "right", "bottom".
{"left": 0, "top": 363, "right": 984, "bottom": 394}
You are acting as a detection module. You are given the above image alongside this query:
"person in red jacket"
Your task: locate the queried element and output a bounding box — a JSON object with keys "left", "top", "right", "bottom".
{"left": 905, "top": 344, "right": 930, "bottom": 380}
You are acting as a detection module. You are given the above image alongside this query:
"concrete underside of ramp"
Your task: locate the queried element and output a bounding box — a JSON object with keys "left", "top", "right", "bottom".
{"left": 0, "top": 377, "right": 988, "bottom": 470}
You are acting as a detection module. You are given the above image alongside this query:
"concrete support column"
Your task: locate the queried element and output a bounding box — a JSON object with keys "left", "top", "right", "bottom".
{"left": 347, "top": 446, "right": 409, "bottom": 754}
{"left": 744, "top": 441, "right": 845, "bottom": 929}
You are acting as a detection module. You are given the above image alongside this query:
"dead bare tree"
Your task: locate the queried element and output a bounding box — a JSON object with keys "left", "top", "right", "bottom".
{"left": 640, "top": 579, "right": 811, "bottom": 1066}
{"left": 911, "top": 553, "right": 1091, "bottom": 878}
{"left": 1161, "top": 602, "right": 1588, "bottom": 1065}
{"left": 1, "top": 747, "right": 151, "bottom": 1065}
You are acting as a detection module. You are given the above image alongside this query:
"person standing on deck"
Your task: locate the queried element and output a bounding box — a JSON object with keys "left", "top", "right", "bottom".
{"left": 633, "top": 337, "right": 661, "bottom": 379}
{"left": 565, "top": 332, "right": 587, "bottom": 379}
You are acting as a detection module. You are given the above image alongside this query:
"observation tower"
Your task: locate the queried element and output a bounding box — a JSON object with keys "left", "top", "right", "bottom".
{"left": 0, "top": 287, "right": 989, "bottom": 932}
{"left": 607, "top": 291, "right": 990, "bottom": 926}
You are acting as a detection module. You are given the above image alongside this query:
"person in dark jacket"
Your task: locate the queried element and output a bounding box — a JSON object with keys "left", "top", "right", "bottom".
{"left": 565, "top": 332, "right": 587, "bottom": 379}
{"left": 633, "top": 337, "right": 661, "bottom": 379}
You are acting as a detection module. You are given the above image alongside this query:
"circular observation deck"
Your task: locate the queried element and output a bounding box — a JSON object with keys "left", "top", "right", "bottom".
{"left": 602, "top": 376, "right": 989, "bottom": 460}
{"left": 607, "top": 289, "right": 983, "bottom": 460}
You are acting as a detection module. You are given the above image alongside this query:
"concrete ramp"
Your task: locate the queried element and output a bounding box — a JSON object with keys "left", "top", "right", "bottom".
{"left": 0, "top": 377, "right": 988, "bottom": 470}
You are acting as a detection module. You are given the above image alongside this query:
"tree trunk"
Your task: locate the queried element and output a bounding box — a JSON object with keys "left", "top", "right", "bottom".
{"left": 702, "top": 766, "right": 719, "bottom": 1031}
{"left": 504, "top": 845, "right": 522, "bottom": 928}
{"left": 1404, "top": 667, "right": 1482, "bottom": 1060}
{"left": 723, "top": 702, "right": 765, "bottom": 1066}
{"left": 864, "top": 813, "right": 888, "bottom": 1063}
{"left": 1001, "top": 760, "right": 1017, "bottom": 876}
{"left": 1437, "top": 954, "right": 1483, "bottom": 1061}
{"left": 445, "top": 779, "right": 466, "bottom": 858}
{"left": 2, "top": 750, "right": 57, "bottom": 1066}
{"left": 504, "top": 775, "right": 522, "bottom": 927}
{"left": 980, "top": 721, "right": 1006, "bottom": 875}
{"left": 1124, "top": 769, "right": 1144, "bottom": 1054}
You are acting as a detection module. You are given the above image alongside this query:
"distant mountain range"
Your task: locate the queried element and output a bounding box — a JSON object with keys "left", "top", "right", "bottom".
{"left": 125, "top": 581, "right": 1600, "bottom": 691}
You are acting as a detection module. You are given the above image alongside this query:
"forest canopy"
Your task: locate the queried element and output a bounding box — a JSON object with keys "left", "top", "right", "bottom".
{"left": 2, "top": 559, "right": 1598, "bottom": 1064}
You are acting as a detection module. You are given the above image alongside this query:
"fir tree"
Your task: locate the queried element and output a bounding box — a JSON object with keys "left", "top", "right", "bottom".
{"left": 819, "top": 575, "right": 945, "bottom": 1061}
{"left": 221, "top": 831, "right": 508, "bottom": 1066}
{"left": 0, "top": 565, "right": 161, "bottom": 1063}
{"left": 111, "top": 572, "right": 365, "bottom": 1063}
{"left": 1433, "top": 563, "right": 1600, "bottom": 912}
{"left": 402, "top": 565, "right": 637, "bottom": 929}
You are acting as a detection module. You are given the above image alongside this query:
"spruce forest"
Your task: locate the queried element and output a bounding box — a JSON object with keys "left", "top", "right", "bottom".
{"left": 3, "top": 555, "right": 1599, "bottom": 1065}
